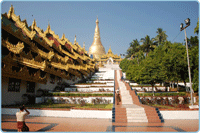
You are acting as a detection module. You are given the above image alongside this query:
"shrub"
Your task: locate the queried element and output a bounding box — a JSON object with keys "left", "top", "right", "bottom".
{"left": 138, "top": 92, "right": 186, "bottom": 97}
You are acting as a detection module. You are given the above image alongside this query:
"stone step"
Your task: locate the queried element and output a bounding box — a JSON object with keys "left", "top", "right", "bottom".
{"left": 120, "top": 90, "right": 130, "bottom": 93}
{"left": 121, "top": 99, "right": 132, "bottom": 101}
{"left": 126, "top": 110, "right": 146, "bottom": 113}
{"left": 126, "top": 108, "right": 145, "bottom": 111}
{"left": 121, "top": 95, "right": 131, "bottom": 97}
{"left": 127, "top": 119, "right": 148, "bottom": 122}
{"left": 127, "top": 116, "right": 148, "bottom": 120}
{"left": 122, "top": 102, "right": 133, "bottom": 104}
{"left": 121, "top": 96, "right": 132, "bottom": 98}
{"left": 126, "top": 113, "right": 147, "bottom": 117}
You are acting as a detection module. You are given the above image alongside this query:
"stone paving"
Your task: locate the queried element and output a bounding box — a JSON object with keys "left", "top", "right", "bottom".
{"left": 1, "top": 115, "right": 199, "bottom": 132}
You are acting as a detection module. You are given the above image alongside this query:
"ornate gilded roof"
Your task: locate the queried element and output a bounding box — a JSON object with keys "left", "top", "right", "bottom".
{"left": 2, "top": 5, "right": 97, "bottom": 81}
{"left": 100, "top": 46, "right": 122, "bottom": 60}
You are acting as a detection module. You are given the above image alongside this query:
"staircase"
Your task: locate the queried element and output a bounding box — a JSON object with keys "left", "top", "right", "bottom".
{"left": 113, "top": 70, "right": 164, "bottom": 123}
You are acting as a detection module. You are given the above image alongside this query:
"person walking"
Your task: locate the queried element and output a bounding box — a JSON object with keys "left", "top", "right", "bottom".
{"left": 16, "top": 105, "right": 30, "bottom": 132}
{"left": 116, "top": 88, "right": 121, "bottom": 105}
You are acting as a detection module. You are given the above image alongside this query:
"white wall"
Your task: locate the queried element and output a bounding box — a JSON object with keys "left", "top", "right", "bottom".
{"left": 43, "top": 96, "right": 113, "bottom": 104}
{"left": 132, "top": 87, "right": 166, "bottom": 91}
{"left": 160, "top": 111, "right": 199, "bottom": 119}
{"left": 2, "top": 108, "right": 199, "bottom": 120}
{"left": 75, "top": 87, "right": 114, "bottom": 92}
{"left": 2, "top": 108, "right": 112, "bottom": 119}
{"left": 2, "top": 77, "right": 29, "bottom": 105}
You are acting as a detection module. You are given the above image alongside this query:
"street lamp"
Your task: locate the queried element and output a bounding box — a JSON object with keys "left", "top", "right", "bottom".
{"left": 180, "top": 18, "right": 194, "bottom": 106}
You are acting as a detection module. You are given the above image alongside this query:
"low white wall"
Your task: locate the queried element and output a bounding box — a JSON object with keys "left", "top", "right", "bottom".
{"left": 132, "top": 86, "right": 167, "bottom": 91}
{"left": 44, "top": 97, "right": 113, "bottom": 104}
{"left": 64, "top": 87, "right": 114, "bottom": 92}
{"left": 2, "top": 108, "right": 112, "bottom": 119}
{"left": 77, "top": 87, "right": 114, "bottom": 92}
{"left": 160, "top": 111, "right": 199, "bottom": 119}
{"left": 72, "top": 84, "right": 113, "bottom": 88}
{"left": 93, "top": 81, "right": 114, "bottom": 83}
{"left": 2, "top": 108, "right": 199, "bottom": 120}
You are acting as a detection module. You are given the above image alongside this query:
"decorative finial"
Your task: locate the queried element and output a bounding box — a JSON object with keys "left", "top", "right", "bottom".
{"left": 31, "top": 19, "right": 36, "bottom": 30}
{"left": 83, "top": 42, "right": 85, "bottom": 49}
{"left": 62, "top": 33, "right": 65, "bottom": 40}
{"left": 74, "top": 35, "right": 77, "bottom": 43}
{"left": 96, "top": 16, "right": 99, "bottom": 23}
{"left": 8, "top": 4, "right": 14, "bottom": 18}
{"left": 47, "top": 20, "right": 51, "bottom": 32}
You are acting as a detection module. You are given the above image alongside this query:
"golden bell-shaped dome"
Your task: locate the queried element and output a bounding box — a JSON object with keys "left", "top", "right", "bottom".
{"left": 89, "top": 17, "right": 106, "bottom": 59}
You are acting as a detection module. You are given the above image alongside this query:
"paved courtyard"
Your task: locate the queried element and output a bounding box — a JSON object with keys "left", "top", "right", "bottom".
{"left": 2, "top": 115, "right": 199, "bottom": 132}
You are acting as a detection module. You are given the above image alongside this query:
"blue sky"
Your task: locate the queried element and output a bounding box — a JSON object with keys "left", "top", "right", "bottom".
{"left": 1, "top": 1, "right": 199, "bottom": 56}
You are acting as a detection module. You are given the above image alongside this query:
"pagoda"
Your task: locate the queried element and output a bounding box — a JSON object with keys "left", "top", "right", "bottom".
{"left": 88, "top": 17, "right": 106, "bottom": 59}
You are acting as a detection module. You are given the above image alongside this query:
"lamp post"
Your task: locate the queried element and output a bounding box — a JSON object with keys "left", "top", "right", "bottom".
{"left": 180, "top": 18, "right": 194, "bottom": 106}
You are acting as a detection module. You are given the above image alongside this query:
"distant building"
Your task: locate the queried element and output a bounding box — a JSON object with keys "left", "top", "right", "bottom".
{"left": 97, "top": 47, "right": 122, "bottom": 67}
{"left": 88, "top": 17, "right": 122, "bottom": 67}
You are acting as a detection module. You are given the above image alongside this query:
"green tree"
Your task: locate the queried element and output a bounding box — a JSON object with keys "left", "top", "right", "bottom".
{"left": 187, "top": 36, "right": 199, "bottom": 48}
{"left": 161, "top": 42, "right": 188, "bottom": 88}
{"left": 119, "top": 59, "right": 135, "bottom": 72}
{"left": 140, "top": 35, "right": 156, "bottom": 56}
{"left": 155, "top": 28, "right": 168, "bottom": 46}
{"left": 132, "top": 50, "right": 165, "bottom": 94}
{"left": 126, "top": 39, "right": 140, "bottom": 58}
{"left": 189, "top": 45, "right": 199, "bottom": 91}
{"left": 194, "top": 18, "right": 199, "bottom": 35}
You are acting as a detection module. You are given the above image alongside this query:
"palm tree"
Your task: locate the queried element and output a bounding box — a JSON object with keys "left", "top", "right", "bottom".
{"left": 140, "top": 35, "right": 156, "bottom": 56}
{"left": 155, "top": 28, "right": 168, "bottom": 46}
{"left": 194, "top": 18, "right": 199, "bottom": 35}
{"left": 126, "top": 39, "right": 140, "bottom": 58}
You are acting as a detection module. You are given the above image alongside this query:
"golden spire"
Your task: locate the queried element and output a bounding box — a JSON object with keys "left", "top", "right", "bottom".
{"left": 108, "top": 46, "right": 113, "bottom": 54}
{"left": 31, "top": 19, "right": 36, "bottom": 30}
{"left": 74, "top": 35, "right": 76, "bottom": 44}
{"left": 62, "top": 33, "right": 65, "bottom": 40}
{"left": 89, "top": 17, "right": 106, "bottom": 59}
{"left": 8, "top": 4, "right": 14, "bottom": 19}
{"left": 47, "top": 21, "right": 51, "bottom": 33}
{"left": 83, "top": 42, "right": 85, "bottom": 50}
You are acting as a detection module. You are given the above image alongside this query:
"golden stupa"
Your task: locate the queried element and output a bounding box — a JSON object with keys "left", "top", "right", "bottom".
{"left": 89, "top": 17, "right": 106, "bottom": 59}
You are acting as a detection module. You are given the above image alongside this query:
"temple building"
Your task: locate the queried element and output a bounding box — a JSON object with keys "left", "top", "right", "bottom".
{"left": 1, "top": 5, "right": 96, "bottom": 105}
{"left": 89, "top": 18, "right": 122, "bottom": 67}
{"left": 97, "top": 46, "right": 122, "bottom": 66}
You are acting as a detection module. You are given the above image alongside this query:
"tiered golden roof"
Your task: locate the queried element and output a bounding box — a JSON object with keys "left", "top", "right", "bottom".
{"left": 2, "top": 5, "right": 96, "bottom": 83}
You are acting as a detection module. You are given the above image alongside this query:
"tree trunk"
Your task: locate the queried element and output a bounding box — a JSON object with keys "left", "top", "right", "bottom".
{"left": 177, "top": 80, "right": 179, "bottom": 91}
{"left": 184, "top": 80, "right": 187, "bottom": 90}
{"left": 172, "top": 82, "right": 174, "bottom": 88}
{"left": 152, "top": 84, "right": 154, "bottom": 96}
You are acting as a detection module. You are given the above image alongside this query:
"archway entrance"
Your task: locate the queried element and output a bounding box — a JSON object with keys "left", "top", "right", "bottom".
{"left": 107, "top": 57, "right": 114, "bottom": 65}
